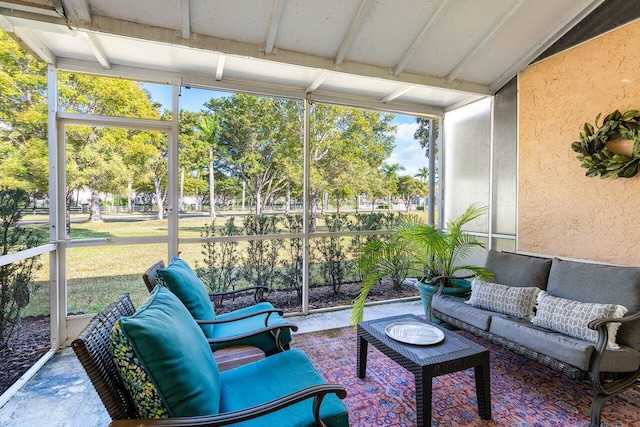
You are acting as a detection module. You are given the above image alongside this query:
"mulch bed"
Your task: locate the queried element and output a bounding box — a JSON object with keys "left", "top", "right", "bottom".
{"left": 0, "top": 316, "right": 51, "bottom": 396}
{"left": 0, "top": 281, "right": 418, "bottom": 396}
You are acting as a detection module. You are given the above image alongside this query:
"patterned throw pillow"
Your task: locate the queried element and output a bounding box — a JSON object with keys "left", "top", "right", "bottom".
{"left": 110, "top": 321, "right": 168, "bottom": 419}
{"left": 531, "top": 291, "right": 628, "bottom": 348}
{"left": 465, "top": 279, "right": 540, "bottom": 320}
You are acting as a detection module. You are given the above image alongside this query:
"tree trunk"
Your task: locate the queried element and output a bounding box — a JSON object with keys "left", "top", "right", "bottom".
{"left": 309, "top": 189, "right": 318, "bottom": 232}
{"left": 255, "top": 191, "right": 262, "bottom": 216}
{"left": 154, "top": 176, "right": 163, "bottom": 220}
{"left": 89, "top": 190, "right": 103, "bottom": 222}
{"left": 209, "top": 150, "right": 216, "bottom": 219}
{"left": 285, "top": 182, "right": 291, "bottom": 215}
{"left": 355, "top": 195, "right": 360, "bottom": 214}
{"left": 65, "top": 189, "right": 73, "bottom": 238}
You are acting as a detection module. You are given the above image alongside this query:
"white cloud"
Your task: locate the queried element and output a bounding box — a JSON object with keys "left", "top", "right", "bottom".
{"left": 389, "top": 121, "right": 427, "bottom": 177}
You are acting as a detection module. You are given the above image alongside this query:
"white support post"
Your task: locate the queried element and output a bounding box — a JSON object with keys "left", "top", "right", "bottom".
{"left": 168, "top": 84, "right": 180, "bottom": 258}
{"left": 488, "top": 97, "right": 495, "bottom": 249}
{"left": 427, "top": 118, "right": 436, "bottom": 226}
{"left": 437, "top": 117, "right": 445, "bottom": 230}
{"left": 302, "top": 96, "right": 311, "bottom": 314}
{"left": 47, "top": 64, "right": 66, "bottom": 348}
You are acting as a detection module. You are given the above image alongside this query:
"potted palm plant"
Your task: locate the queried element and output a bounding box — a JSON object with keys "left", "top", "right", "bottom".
{"left": 351, "top": 204, "right": 492, "bottom": 325}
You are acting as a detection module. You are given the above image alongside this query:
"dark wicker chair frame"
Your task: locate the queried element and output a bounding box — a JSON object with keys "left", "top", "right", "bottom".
{"left": 72, "top": 293, "right": 347, "bottom": 427}
{"left": 143, "top": 260, "right": 297, "bottom": 354}
{"left": 431, "top": 275, "right": 640, "bottom": 427}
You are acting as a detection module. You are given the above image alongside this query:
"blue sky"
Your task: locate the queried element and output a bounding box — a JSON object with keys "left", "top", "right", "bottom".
{"left": 143, "top": 83, "right": 426, "bottom": 176}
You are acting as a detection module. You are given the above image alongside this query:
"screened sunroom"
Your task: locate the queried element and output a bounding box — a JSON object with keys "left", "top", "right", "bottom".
{"left": 1, "top": 1, "right": 640, "bottom": 426}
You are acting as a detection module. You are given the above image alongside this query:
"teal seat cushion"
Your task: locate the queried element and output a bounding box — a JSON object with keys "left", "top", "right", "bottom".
{"left": 157, "top": 257, "right": 216, "bottom": 337}
{"left": 213, "top": 303, "right": 293, "bottom": 353}
{"left": 110, "top": 286, "right": 221, "bottom": 418}
{"left": 219, "top": 349, "right": 349, "bottom": 427}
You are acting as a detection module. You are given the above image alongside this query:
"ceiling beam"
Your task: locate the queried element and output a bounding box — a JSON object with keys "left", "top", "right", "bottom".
{"left": 306, "top": 71, "right": 328, "bottom": 94}
{"left": 445, "top": 0, "right": 525, "bottom": 84}
{"left": 0, "top": 0, "right": 59, "bottom": 17}
{"left": 490, "top": 0, "right": 606, "bottom": 92}
{"left": 78, "top": 31, "right": 110, "bottom": 69}
{"left": 14, "top": 26, "right": 56, "bottom": 64}
{"left": 393, "top": 0, "right": 449, "bottom": 76}
{"left": 381, "top": 85, "right": 414, "bottom": 103}
{"left": 55, "top": 58, "right": 445, "bottom": 117}
{"left": 61, "top": 0, "right": 91, "bottom": 22}
{"left": 180, "top": 0, "right": 190, "bottom": 40}
{"left": 88, "top": 14, "right": 491, "bottom": 95}
{"left": 334, "top": 0, "right": 373, "bottom": 66}
{"left": 0, "top": 13, "right": 14, "bottom": 32}
{"left": 264, "top": 0, "right": 285, "bottom": 54}
{"left": 215, "top": 54, "right": 225, "bottom": 81}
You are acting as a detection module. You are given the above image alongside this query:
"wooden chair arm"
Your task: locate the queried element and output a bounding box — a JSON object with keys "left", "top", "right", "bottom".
{"left": 588, "top": 309, "right": 640, "bottom": 397}
{"left": 108, "top": 384, "right": 347, "bottom": 427}
{"left": 209, "top": 286, "right": 268, "bottom": 304}
{"left": 204, "top": 323, "right": 298, "bottom": 352}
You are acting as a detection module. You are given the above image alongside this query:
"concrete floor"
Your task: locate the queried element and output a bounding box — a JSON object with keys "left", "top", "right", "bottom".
{"left": 0, "top": 299, "right": 423, "bottom": 427}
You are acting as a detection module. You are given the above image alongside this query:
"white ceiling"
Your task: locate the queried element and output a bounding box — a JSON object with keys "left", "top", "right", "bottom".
{"left": 0, "top": 0, "right": 603, "bottom": 116}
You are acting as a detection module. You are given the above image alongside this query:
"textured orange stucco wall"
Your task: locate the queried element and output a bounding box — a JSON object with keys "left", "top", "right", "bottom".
{"left": 518, "top": 19, "right": 640, "bottom": 265}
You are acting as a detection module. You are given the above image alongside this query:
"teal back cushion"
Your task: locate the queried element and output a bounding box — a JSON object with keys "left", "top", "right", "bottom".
{"left": 110, "top": 286, "right": 221, "bottom": 418}
{"left": 158, "top": 257, "right": 216, "bottom": 337}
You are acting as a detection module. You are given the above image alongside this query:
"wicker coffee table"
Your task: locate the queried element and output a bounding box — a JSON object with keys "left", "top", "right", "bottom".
{"left": 357, "top": 314, "right": 491, "bottom": 426}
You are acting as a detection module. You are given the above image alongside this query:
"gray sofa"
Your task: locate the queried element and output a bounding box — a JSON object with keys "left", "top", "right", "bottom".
{"left": 432, "top": 250, "right": 640, "bottom": 427}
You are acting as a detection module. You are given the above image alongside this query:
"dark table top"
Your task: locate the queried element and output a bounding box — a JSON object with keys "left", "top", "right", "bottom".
{"left": 358, "top": 314, "right": 488, "bottom": 368}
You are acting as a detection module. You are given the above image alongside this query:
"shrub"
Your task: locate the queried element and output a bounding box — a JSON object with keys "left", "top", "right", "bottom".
{"left": 0, "top": 188, "right": 42, "bottom": 349}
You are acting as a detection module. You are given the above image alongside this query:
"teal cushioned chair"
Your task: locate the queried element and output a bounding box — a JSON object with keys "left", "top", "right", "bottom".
{"left": 153, "top": 257, "right": 295, "bottom": 355}
{"left": 108, "top": 286, "right": 348, "bottom": 427}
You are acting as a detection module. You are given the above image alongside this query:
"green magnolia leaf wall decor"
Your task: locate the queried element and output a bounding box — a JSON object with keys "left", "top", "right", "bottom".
{"left": 571, "top": 109, "right": 640, "bottom": 178}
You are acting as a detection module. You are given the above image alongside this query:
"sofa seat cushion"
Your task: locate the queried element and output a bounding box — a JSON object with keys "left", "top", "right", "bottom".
{"left": 466, "top": 279, "right": 540, "bottom": 320}
{"left": 432, "top": 294, "right": 493, "bottom": 331}
{"left": 546, "top": 257, "right": 640, "bottom": 349}
{"left": 213, "top": 304, "right": 293, "bottom": 353}
{"left": 220, "top": 349, "right": 349, "bottom": 427}
{"left": 531, "top": 291, "right": 627, "bottom": 348}
{"left": 157, "top": 257, "right": 216, "bottom": 338}
{"left": 489, "top": 316, "right": 640, "bottom": 372}
{"left": 484, "top": 250, "right": 552, "bottom": 289}
{"left": 110, "top": 286, "right": 221, "bottom": 418}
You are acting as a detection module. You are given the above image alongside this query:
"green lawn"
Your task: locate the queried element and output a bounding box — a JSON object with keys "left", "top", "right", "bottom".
{"left": 21, "top": 210, "right": 425, "bottom": 316}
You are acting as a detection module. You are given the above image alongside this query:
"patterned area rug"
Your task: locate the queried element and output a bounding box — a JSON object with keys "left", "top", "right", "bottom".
{"left": 291, "top": 327, "right": 640, "bottom": 427}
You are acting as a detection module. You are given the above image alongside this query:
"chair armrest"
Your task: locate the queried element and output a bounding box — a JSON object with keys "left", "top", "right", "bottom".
{"left": 199, "top": 308, "right": 285, "bottom": 325}
{"left": 204, "top": 322, "right": 299, "bottom": 352}
{"left": 587, "top": 309, "right": 640, "bottom": 396}
{"left": 209, "top": 286, "right": 268, "bottom": 304}
{"left": 108, "top": 384, "right": 347, "bottom": 427}
{"left": 434, "top": 274, "right": 475, "bottom": 295}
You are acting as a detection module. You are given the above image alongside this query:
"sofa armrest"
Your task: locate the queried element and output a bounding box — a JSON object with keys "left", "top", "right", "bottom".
{"left": 587, "top": 310, "right": 640, "bottom": 397}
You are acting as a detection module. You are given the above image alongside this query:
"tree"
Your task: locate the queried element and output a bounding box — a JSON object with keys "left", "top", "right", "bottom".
{"left": 0, "top": 31, "right": 48, "bottom": 195}
{"left": 205, "top": 94, "right": 299, "bottom": 216}
{"left": 60, "top": 73, "right": 161, "bottom": 225}
{"left": 414, "top": 166, "right": 429, "bottom": 182}
{"left": 380, "top": 162, "right": 405, "bottom": 210}
{"left": 396, "top": 175, "right": 428, "bottom": 212}
{"left": 0, "top": 188, "right": 42, "bottom": 348}
{"left": 309, "top": 104, "right": 395, "bottom": 230}
{"left": 123, "top": 128, "right": 168, "bottom": 220}
{"left": 413, "top": 118, "right": 439, "bottom": 160}
{"left": 196, "top": 115, "right": 222, "bottom": 219}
